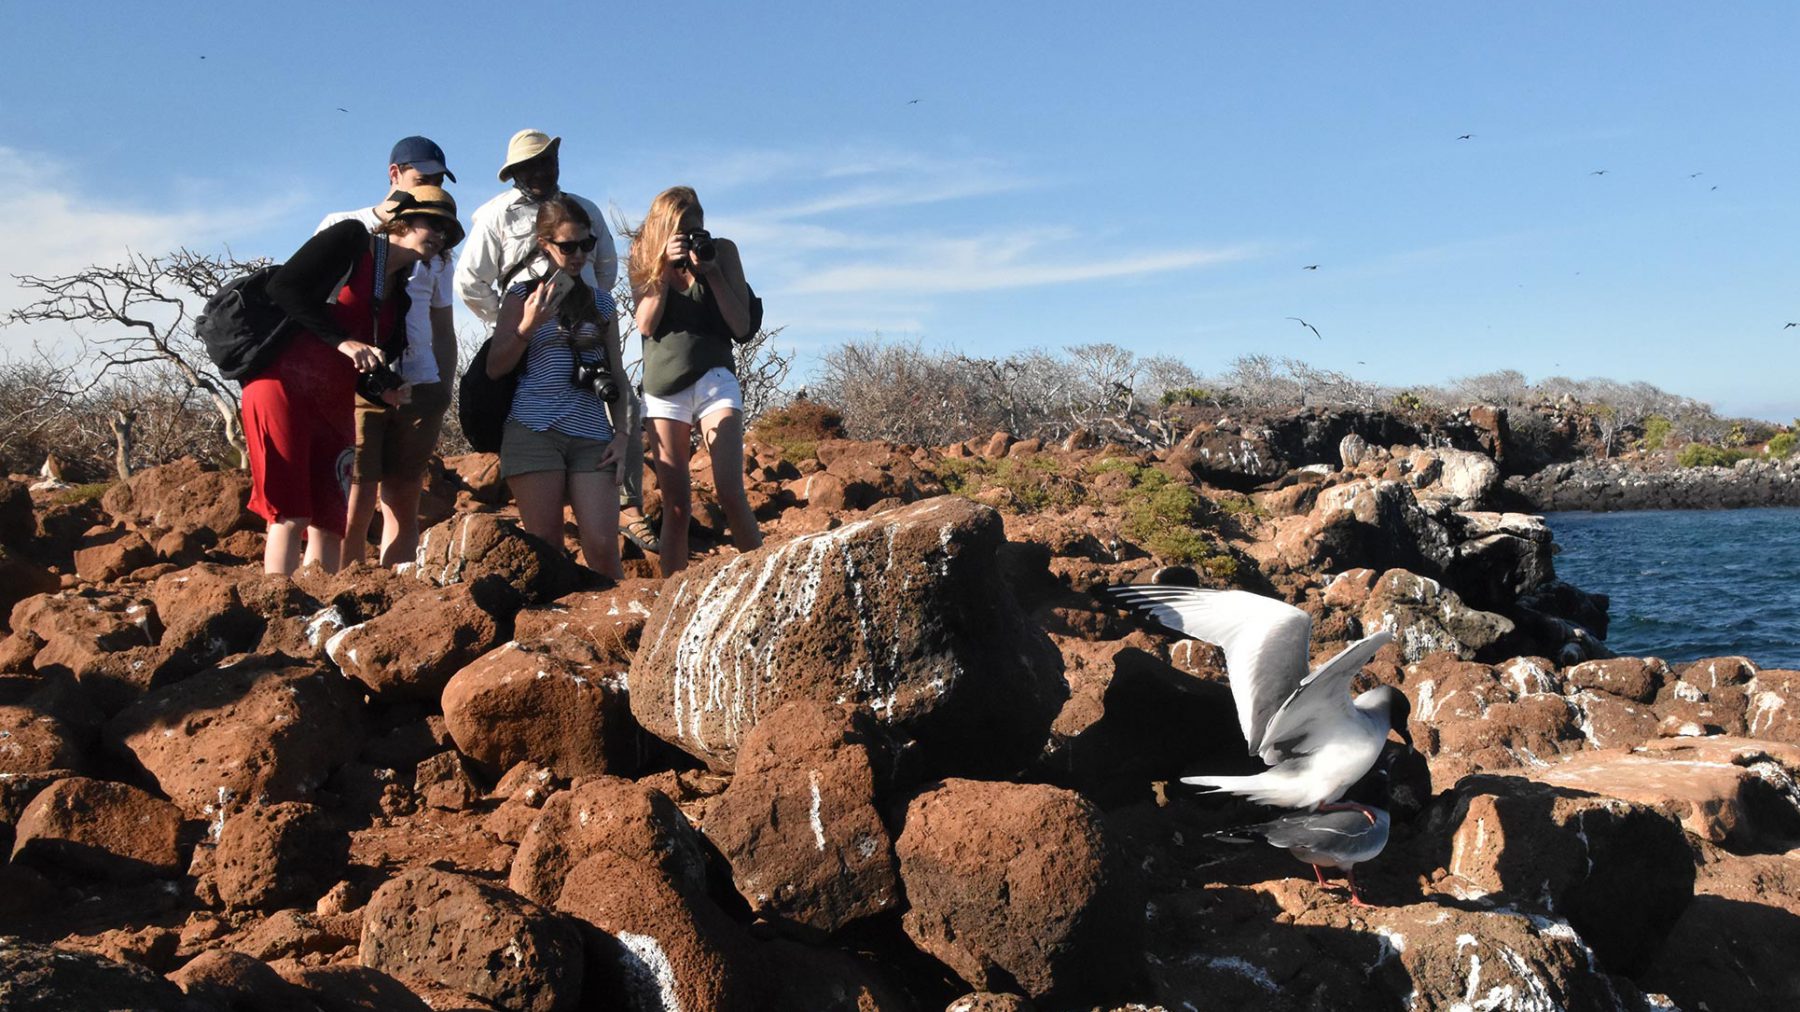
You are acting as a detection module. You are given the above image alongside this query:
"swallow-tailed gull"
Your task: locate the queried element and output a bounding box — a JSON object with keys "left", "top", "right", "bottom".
{"left": 1105, "top": 585, "right": 1411, "bottom": 809}
{"left": 1210, "top": 761, "right": 1393, "bottom": 905}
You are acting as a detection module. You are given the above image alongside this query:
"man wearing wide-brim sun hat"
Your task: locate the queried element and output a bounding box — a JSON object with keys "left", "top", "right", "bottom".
{"left": 453, "top": 128, "right": 651, "bottom": 552}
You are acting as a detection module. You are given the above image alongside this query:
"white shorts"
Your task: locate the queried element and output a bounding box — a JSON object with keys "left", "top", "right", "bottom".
{"left": 643, "top": 366, "right": 743, "bottom": 424}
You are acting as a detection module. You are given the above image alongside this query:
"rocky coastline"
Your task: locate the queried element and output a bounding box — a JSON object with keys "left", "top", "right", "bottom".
{"left": 1, "top": 418, "right": 1797, "bottom": 1011}
{"left": 1504, "top": 456, "right": 1800, "bottom": 512}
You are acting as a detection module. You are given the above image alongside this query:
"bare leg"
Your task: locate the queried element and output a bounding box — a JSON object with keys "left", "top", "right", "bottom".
{"left": 377, "top": 475, "right": 424, "bottom": 567}
{"left": 265, "top": 518, "right": 307, "bottom": 575}
{"left": 698, "top": 408, "right": 762, "bottom": 552}
{"left": 304, "top": 526, "right": 342, "bottom": 573}
{"left": 568, "top": 467, "right": 621, "bottom": 580}
{"left": 342, "top": 482, "right": 379, "bottom": 566}
{"left": 509, "top": 470, "right": 570, "bottom": 552}
{"left": 648, "top": 418, "right": 694, "bottom": 577}
{"left": 1312, "top": 864, "right": 1328, "bottom": 887}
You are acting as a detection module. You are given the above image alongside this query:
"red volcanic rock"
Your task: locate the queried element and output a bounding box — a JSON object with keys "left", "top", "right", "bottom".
{"left": 233, "top": 909, "right": 347, "bottom": 963}
{"left": 512, "top": 581, "right": 662, "bottom": 664}
{"left": 630, "top": 496, "right": 1065, "bottom": 776}
{"left": 413, "top": 750, "right": 480, "bottom": 811}
{"left": 100, "top": 458, "right": 206, "bottom": 523}
{"left": 1638, "top": 847, "right": 1800, "bottom": 1011}
{"left": 1402, "top": 654, "right": 1586, "bottom": 785}
{"left": 323, "top": 583, "right": 506, "bottom": 701}
{"left": 360, "top": 866, "right": 583, "bottom": 1012}
{"left": 148, "top": 564, "right": 264, "bottom": 662}
{"left": 555, "top": 850, "right": 756, "bottom": 1012}
{"left": 1748, "top": 669, "right": 1800, "bottom": 744}
{"left": 104, "top": 655, "right": 364, "bottom": 819}
{"left": 167, "top": 949, "right": 322, "bottom": 1012}
{"left": 0, "top": 546, "right": 57, "bottom": 635}
{"left": 946, "top": 994, "right": 1036, "bottom": 1012}
{"left": 414, "top": 513, "right": 582, "bottom": 604}
{"left": 508, "top": 776, "right": 709, "bottom": 907}
{"left": 1362, "top": 569, "right": 1512, "bottom": 662}
{"left": 1566, "top": 688, "right": 1659, "bottom": 749}
{"left": 442, "top": 452, "right": 507, "bottom": 505}
{"left": 1426, "top": 773, "right": 1693, "bottom": 973}
{"left": 0, "top": 702, "right": 85, "bottom": 774}
{"left": 441, "top": 642, "right": 634, "bottom": 781}
{"left": 1564, "top": 656, "right": 1667, "bottom": 703}
{"left": 0, "top": 937, "right": 198, "bottom": 1011}
{"left": 215, "top": 802, "right": 346, "bottom": 912}
{"left": 101, "top": 460, "right": 257, "bottom": 539}
{"left": 11, "top": 776, "right": 184, "bottom": 881}
{"left": 1537, "top": 737, "right": 1800, "bottom": 851}
{"left": 13, "top": 587, "right": 156, "bottom": 655}
{"left": 272, "top": 961, "right": 432, "bottom": 1012}
{"left": 784, "top": 470, "right": 848, "bottom": 510}
{"left": 895, "top": 779, "right": 1140, "bottom": 1001}
{"left": 703, "top": 702, "right": 899, "bottom": 934}
{"left": 0, "top": 478, "right": 33, "bottom": 548}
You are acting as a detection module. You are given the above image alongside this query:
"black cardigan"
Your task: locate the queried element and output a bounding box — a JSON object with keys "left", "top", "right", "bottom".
{"left": 267, "top": 219, "right": 412, "bottom": 356}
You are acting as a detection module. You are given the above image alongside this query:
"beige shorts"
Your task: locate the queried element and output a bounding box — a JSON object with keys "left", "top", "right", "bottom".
{"left": 352, "top": 382, "right": 450, "bottom": 482}
{"left": 500, "top": 417, "right": 614, "bottom": 479}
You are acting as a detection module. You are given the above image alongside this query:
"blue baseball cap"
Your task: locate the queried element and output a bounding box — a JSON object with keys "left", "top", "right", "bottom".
{"left": 389, "top": 136, "right": 455, "bottom": 183}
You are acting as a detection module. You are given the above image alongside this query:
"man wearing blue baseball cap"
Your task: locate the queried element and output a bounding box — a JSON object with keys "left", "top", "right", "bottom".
{"left": 317, "top": 135, "right": 462, "bottom": 567}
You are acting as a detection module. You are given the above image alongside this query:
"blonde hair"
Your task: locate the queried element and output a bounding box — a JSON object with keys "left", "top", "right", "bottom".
{"left": 628, "top": 186, "right": 702, "bottom": 297}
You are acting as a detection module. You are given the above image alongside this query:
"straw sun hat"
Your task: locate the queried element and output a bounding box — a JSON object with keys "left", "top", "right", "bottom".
{"left": 392, "top": 184, "right": 464, "bottom": 248}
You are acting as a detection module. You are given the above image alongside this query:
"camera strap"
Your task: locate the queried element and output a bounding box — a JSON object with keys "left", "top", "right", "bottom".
{"left": 368, "top": 233, "right": 389, "bottom": 348}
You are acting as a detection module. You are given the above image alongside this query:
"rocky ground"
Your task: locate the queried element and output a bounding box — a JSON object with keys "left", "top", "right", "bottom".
{"left": 1, "top": 416, "right": 1798, "bottom": 1011}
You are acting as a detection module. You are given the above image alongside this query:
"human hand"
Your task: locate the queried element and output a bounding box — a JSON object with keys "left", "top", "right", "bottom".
{"left": 596, "top": 439, "right": 623, "bottom": 474}
{"left": 338, "top": 340, "right": 383, "bottom": 372}
{"left": 516, "top": 280, "right": 557, "bottom": 337}
{"left": 664, "top": 233, "right": 691, "bottom": 270}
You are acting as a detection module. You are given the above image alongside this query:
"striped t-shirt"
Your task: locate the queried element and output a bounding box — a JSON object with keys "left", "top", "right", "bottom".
{"left": 506, "top": 284, "right": 618, "bottom": 442}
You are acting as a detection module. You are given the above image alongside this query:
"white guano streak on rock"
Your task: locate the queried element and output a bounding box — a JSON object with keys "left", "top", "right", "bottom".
{"left": 616, "top": 931, "right": 683, "bottom": 1012}
{"left": 1750, "top": 688, "right": 1785, "bottom": 736}
{"left": 323, "top": 623, "right": 365, "bottom": 672}
{"left": 1201, "top": 955, "right": 1278, "bottom": 992}
{"left": 809, "top": 769, "right": 826, "bottom": 852}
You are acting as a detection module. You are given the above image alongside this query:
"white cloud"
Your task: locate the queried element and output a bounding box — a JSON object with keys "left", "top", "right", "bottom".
{"left": 0, "top": 146, "right": 296, "bottom": 357}
{"left": 789, "top": 242, "right": 1259, "bottom": 295}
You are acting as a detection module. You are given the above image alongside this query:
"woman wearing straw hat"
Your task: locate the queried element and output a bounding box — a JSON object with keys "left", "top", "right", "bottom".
{"left": 629, "top": 185, "right": 763, "bottom": 576}
{"left": 250, "top": 185, "right": 463, "bottom": 576}
{"left": 485, "top": 194, "right": 632, "bottom": 580}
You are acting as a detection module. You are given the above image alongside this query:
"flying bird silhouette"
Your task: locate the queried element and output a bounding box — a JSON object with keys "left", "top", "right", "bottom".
{"left": 1689, "top": 172, "right": 1704, "bottom": 178}
{"left": 907, "top": 99, "right": 920, "bottom": 104}
{"left": 1590, "top": 170, "right": 1608, "bottom": 176}
{"left": 1104, "top": 586, "right": 1411, "bottom": 810}
{"left": 1785, "top": 323, "right": 1797, "bottom": 329}
{"left": 336, "top": 107, "right": 349, "bottom": 113}
{"left": 1302, "top": 265, "right": 1320, "bottom": 271}
{"left": 1285, "top": 317, "right": 1322, "bottom": 340}
{"left": 1456, "top": 134, "right": 1473, "bottom": 140}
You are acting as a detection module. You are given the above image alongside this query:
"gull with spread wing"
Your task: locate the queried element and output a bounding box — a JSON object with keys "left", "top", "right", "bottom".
{"left": 1105, "top": 585, "right": 1411, "bottom": 810}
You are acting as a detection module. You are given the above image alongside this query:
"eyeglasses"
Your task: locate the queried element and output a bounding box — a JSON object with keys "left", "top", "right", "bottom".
{"left": 549, "top": 235, "right": 598, "bottom": 255}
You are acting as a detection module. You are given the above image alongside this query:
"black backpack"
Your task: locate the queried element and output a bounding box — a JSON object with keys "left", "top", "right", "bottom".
{"left": 196, "top": 265, "right": 295, "bottom": 383}
{"left": 457, "top": 337, "right": 520, "bottom": 454}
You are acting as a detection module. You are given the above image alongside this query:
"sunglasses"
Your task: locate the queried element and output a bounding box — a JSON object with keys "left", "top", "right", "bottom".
{"left": 549, "top": 235, "right": 598, "bottom": 255}
{"left": 406, "top": 215, "right": 452, "bottom": 236}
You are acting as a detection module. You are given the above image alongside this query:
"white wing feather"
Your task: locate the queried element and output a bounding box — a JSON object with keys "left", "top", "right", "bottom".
{"left": 1254, "top": 631, "right": 1394, "bottom": 762}
{"left": 1105, "top": 586, "right": 1312, "bottom": 755}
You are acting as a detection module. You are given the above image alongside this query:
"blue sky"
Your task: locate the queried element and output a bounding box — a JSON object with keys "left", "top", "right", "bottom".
{"left": 3, "top": 2, "right": 1797, "bottom": 419}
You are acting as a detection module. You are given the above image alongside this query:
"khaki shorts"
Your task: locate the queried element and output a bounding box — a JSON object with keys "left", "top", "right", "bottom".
{"left": 353, "top": 382, "right": 450, "bottom": 482}
{"left": 500, "top": 417, "right": 614, "bottom": 479}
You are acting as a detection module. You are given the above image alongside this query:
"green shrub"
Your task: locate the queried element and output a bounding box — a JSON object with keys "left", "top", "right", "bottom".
{"left": 992, "top": 456, "right": 1085, "bottom": 513}
{"left": 1766, "top": 432, "right": 1798, "bottom": 459}
{"left": 932, "top": 456, "right": 992, "bottom": 497}
{"left": 1641, "top": 415, "right": 1672, "bottom": 451}
{"left": 1159, "top": 387, "right": 1215, "bottom": 408}
{"left": 1676, "top": 443, "right": 1750, "bottom": 468}
{"left": 751, "top": 398, "right": 846, "bottom": 466}
{"left": 1391, "top": 390, "right": 1426, "bottom": 412}
{"left": 53, "top": 482, "right": 112, "bottom": 505}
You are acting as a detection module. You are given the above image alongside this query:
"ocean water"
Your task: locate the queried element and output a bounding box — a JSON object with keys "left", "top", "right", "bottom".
{"left": 1545, "top": 507, "right": 1800, "bottom": 669}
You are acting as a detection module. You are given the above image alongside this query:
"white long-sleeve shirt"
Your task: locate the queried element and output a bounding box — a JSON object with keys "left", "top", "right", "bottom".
{"left": 452, "top": 187, "right": 618, "bottom": 331}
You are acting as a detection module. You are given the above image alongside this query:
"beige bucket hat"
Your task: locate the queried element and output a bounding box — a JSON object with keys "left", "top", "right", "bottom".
{"left": 498, "top": 129, "right": 561, "bottom": 182}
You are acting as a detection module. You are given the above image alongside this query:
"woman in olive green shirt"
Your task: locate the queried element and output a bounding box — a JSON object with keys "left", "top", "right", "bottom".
{"left": 629, "top": 186, "right": 763, "bottom": 576}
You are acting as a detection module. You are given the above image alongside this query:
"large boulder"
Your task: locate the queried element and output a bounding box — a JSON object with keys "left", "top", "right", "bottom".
{"left": 0, "top": 547, "right": 58, "bottom": 636}
{"left": 555, "top": 850, "right": 757, "bottom": 1012}
{"left": 508, "top": 776, "right": 709, "bottom": 907}
{"left": 630, "top": 496, "right": 1066, "bottom": 776}
{"left": 10, "top": 775, "right": 185, "bottom": 881}
{"left": 166, "top": 950, "right": 323, "bottom": 1012}
{"left": 73, "top": 527, "right": 155, "bottom": 583}
{"left": 323, "top": 582, "right": 508, "bottom": 701}
{"left": 1748, "top": 669, "right": 1800, "bottom": 744}
{"left": 270, "top": 962, "right": 431, "bottom": 1012}
{"left": 1362, "top": 569, "right": 1513, "bottom": 662}
{"left": 147, "top": 564, "right": 266, "bottom": 664}
{"left": 1425, "top": 773, "right": 1694, "bottom": 974}
{"left": 214, "top": 801, "right": 346, "bottom": 911}
{"left": 414, "top": 513, "right": 582, "bottom": 604}
{"left": 0, "top": 937, "right": 201, "bottom": 1012}
{"left": 895, "top": 779, "right": 1140, "bottom": 1002}
{"left": 0, "top": 702, "right": 86, "bottom": 775}
{"left": 441, "top": 641, "right": 636, "bottom": 781}
{"left": 360, "top": 866, "right": 584, "bottom": 1012}
{"left": 702, "top": 702, "right": 900, "bottom": 934}
{"left": 104, "top": 655, "right": 364, "bottom": 819}
{"left": 1536, "top": 738, "right": 1800, "bottom": 852}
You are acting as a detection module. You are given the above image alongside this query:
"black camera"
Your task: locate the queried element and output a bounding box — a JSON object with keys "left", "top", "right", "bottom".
{"left": 682, "top": 230, "right": 716, "bottom": 263}
{"left": 570, "top": 356, "right": 618, "bottom": 402}
{"left": 356, "top": 362, "right": 406, "bottom": 402}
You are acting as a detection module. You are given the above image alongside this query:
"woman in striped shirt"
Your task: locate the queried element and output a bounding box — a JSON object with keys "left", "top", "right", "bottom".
{"left": 485, "top": 196, "right": 632, "bottom": 579}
